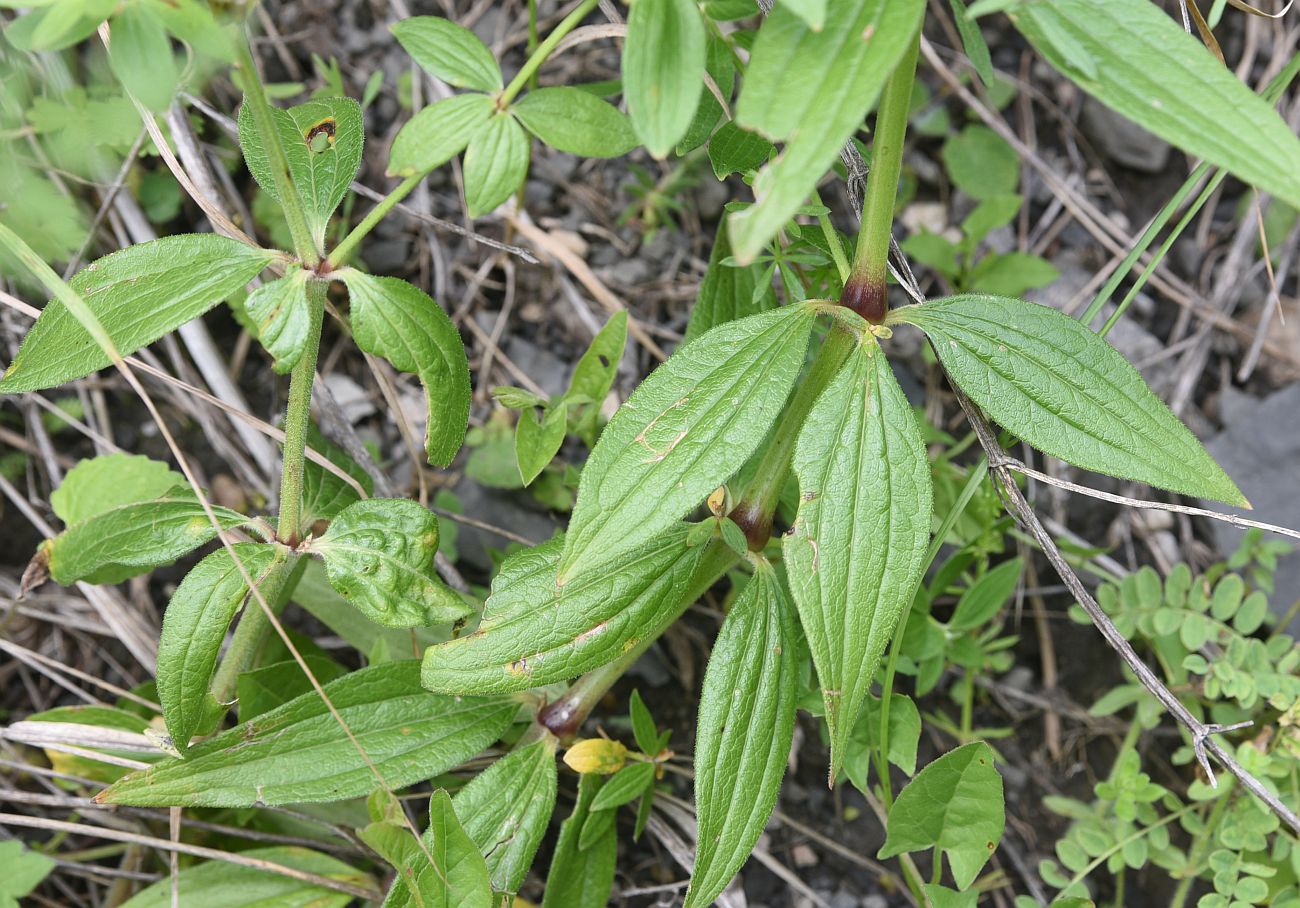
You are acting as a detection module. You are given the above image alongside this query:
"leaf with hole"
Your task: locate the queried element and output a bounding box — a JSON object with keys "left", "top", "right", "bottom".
{"left": 565, "top": 310, "right": 627, "bottom": 443}
{"left": 463, "top": 111, "right": 530, "bottom": 217}
{"left": 623, "top": 0, "right": 706, "bottom": 157}
{"left": 391, "top": 16, "right": 502, "bottom": 93}
{"left": 245, "top": 266, "right": 312, "bottom": 373}
{"left": 514, "top": 87, "right": 637, "bottom": 158}
{"left": 387, "top": 93, "right": 494, "bottom": 177}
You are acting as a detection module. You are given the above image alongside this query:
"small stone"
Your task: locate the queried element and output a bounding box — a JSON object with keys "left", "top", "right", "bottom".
{"left": 900, "top": 201, "right": 948, "bottom": 236}
{"left": 322, "top": 374, "right": 376, "bottom": 422}
{"left": 791, "top": 844, "right": 819, "bottom": 868}
{"left": 830, "top": 889, "right": 858, "bottom": 908}
{"left": 861, "top": 896, "right": 888, "bottom": 908}
{"left": 1080, "top": 96, "right": 1171, "bottom": 173}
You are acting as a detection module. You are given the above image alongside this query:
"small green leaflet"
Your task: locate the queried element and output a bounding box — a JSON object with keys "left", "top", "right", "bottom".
{"left": 948, "top": 557, "right": 1021, "bottom": 633}
{"left": 1010, "top": 0, "right": 1300, "bottom": 210}
{"left": 565, "top": 309, "right": 627, "bottom": 444}
{"left": 687, "top": 561, "right": 797, "bottom": 908}
{"left": 541, "top": 774, "right": 617, "bottom": 908}
{"left": 729, "top": 0, "right": 925, "bottom": 262}
{"left": 783, "top": 341, "right": 932, "bottom": 780}
{"left": 464, "top": 111, "right": 530, "bottom": 217}
{"left": 516, "top": 402, "right": 567, "bottom": 486}
{"left": 707, "top": 121, "right": 775, "bottom": 181}
{"left": 245, "top": 266, "right": 312, "bottom": 373}
{"left": 118, "top": 846, "right": 371, "bottom": 908}
{"left": 896, "top": 294, "right": 1247, "bottom": 505}
{"left": 513, "top": 87, "right": 637, "bottom": 158}
{"left": 422, "top": 527, "right": 704, "bottom": 695}
{"left": 300, "top": 425, "right": 374, "bottom": 528}
{"left": 925, "top": 884, "right": 980, "bottom": 908}
{"left": 677, "top": 33, "right": 735, "bottom": 155}
{"left": 107, "top": 3, "right": 179, "bottom": 112}
{"left": 949, "top": 0, "right": 994, "bottom": 89}
{"left": 623, "top": 0, "right": 706, "bottom": 158}
{"left": 237, "top": 97, "right": 364, "bottom": 250}
{"left": 0, "top": 841, "right": 55, "bottom": 908}
{"left": 98, "top": 661, "right": 516, "bottom": 807}
{"left": 879, "top": 741, "right": 1005, "bottom": 891}
{"left": 387, "top": 93, "right": 494, "bottom": 177}
{"left": 158, "top": 543, "right": 285, "bottom": 754}
{"left": 557, "top": 303, "right": 816, "bottom": 584}
{"left": 49, "top": 453, "right": 182, "bottom": 527}
{"left": 685, "top": 222, "right": 777, "bottom": 343}
{"left": 314, "top": 499, "right": 468, "bottom": 628}
{"left": 844, "top": 694, "right": 922, "bottom": 790}
{"left": 589, "top": 760, "right": 656, "bottom": 812}
{"left": 337, "top": 269, "right": 470, "bottom": 467}
{"left": 380, "top": 790, "right": 492, "bottom": 908}
{"left": 0, "top": 234, "right": 275, "bottom": 393}
{"left": 391, "top": 16, "right": 502, "bottom": 93}
{"left": 453, "top": 738, "right": 559, "bottom": 894}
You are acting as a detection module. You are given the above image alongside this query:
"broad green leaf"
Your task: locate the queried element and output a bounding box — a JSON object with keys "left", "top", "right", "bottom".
{"left": 337, "top": 270, "right": 470, "bottom": 466}
{"left": 147, "top": 0, "right": 235, "bottom": 63}
{"left": 422, "top": 527, "right": 704, "bottom": 694}
{"left": 948, "top": 558, "right": 1021, "bottom": 632}
{"left": 0, "top": 842, "right": 55, "bottom": 906}
{"left": 314, "top": 499, "right": 468, "bottom": 627}
{"left": 942, "top": 125, "right": 1018, "bottom": 200}
{"left": 50, "top": 453, "right": 183, "bottom": 527}
{"left": 237, "top": 655, "right": 348, "bottom": 721}
{"left": 896, "top": 294, "right": 1247, "bottom": 505}
{"left": 684, "top": 222, "right": 777, "bottom": 343}
{"left": 968, "top": 252, "right": 1059, "bottom": 297}
{"left": 513, "top": 87, "right": 637, "bottom": 158}
{"left": 391, "top": 16, "right": 502, "bottom": 93}
{"left": 44, "top": 495, "right": 249, "bottom": 585}
{"left": 783, "top": 342, "right": 931, "bottom": 778}
{"left": 237, "top": 97, "right": 364, "bottom": 248}
{"left": 381, "top": 790, "right": 492, "bottom": 908}
{"left": 925, "top": 883, "right": 979, "bottom": 908}
{"left": 246, "top": 267, "right": 311, "bottom": 373}
{"left": 707, "top": 121, "right": 775, "bottom": 181}
{"left": 387, "top": 93, "right": 494, "bottom": 177}
{"left": 516, "top": 402, "right": 567, "bottom": 485}
{"left": 463, "top": 112, "right": 529, "bottom": 217}
{"left": 677, "top": 33, "right": 735, "bottom": 155}
{"left": 623, "top": 0, "right": 706, "bottom": 157}
{"left": 777, "top": 0, "right": 826, "bottom": 29}
{"left": 158, "top": 543, "right": 285, "bottom": 753}
{"left": 686, "top": 561, "right": 797, "bottom": 908}
{"left": 949, "top": 0, "right": 994, "bottom": 89}
{"left": 98, "top": 661, "right": 516, "bottom": 806}
{"left": 879, "top": 741, "right": 1005, "bottom": 890}
{"left": 541, "top": 774, "right": 617, "bottom": 908}
{"left": 300, "top": 425, "right": 374, "bottom": 528}
{"left": 9, "top": 0, "right": 114, "bottom": 51}
{"left": 118, "top": 846, "right": 369, "bottom": 908}
{"left": 557, "top": 303, "right": 816, "bottom": 584}
{"left": 590, "top": 760, "right": 656, "bottom": 811}
{"left": 844, "top": 694, "right": 922, "bottom": 790}
{"left": 107, "top": 3, "right": 178, "bottom": 112}
{"left": 454, "top": 738, "right": 559, "bottom": 893}
{"left": 0, "top": 235, "right": 276, "bottom": 393}
{"left": 1009, "top": 0, "right": 1300, "bottom": 210}
{"left": 729, "top": 0, "right": 925, "bottom": 261}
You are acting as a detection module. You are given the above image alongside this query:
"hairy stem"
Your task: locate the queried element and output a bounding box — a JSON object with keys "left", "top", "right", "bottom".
{"left": 276, "top": 278, "right": 327, "bottom": 543}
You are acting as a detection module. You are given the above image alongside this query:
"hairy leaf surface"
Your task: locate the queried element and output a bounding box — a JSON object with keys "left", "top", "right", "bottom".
{"left": 623, "top": 0, "right": 706, "bottom": 157}
{"left": 245, "top": 267, "right": 311, "bottom": 374}
{"left": 381, "top": 790, "right": 492, "bottom": 908}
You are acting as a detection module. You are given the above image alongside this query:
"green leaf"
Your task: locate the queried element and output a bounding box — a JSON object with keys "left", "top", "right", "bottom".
{"left": 300, "top": 425, "right": 374, "bottom": 528}
{"left": 541, "top": 774, "right": 617, "bottom": 908}
{"left": 728, "top": 0, "right": 925, "bottom": 261}
{"left": 897, "top": 294, "right": 1247, "bottom": 505}
{"left": 337, "top": 270, "right": 470, "bottom": 466}
{"left": 590, "top": 760, "right": 656, "bottom": 811}
{"left": 422, "top": 527, "right": 704, "bottom": 694}
{"left": 677, "top": 32, "right": 735, "bottom": 155}
{"left": 924, "top": 883, "right": 979, "bottom": 908}
{"left": 777, "top": 0, "right": 826, "bottom": 29}
{"left": 98, "top": 661, "right": 516, "bottom": 806}
{"left": 557, "top": 303, "right": 816, "bottom": 584}
{"left": 706, "top": 121, "right": 775, "bottom": 181}
{"left": 245, "top": 266, "right": 311, "bottom": 373}
{"left": 107, "top": 4, "right": 178, "bottom": 112}
{"left": 49, "top": 453, "right": 183, "bottom": 527}
{"left": 968, "top": 252, "right": 1059, "bottom": 297}
{"left": 948, "top": 0, "right": 993, "bottom": 89}
{"left": 782, "top": 342, "right": 932, "bottom": 779}
{"left": 1009, "top": 0, "right": 1300, "bottom": 210}
{"left": 565, "top": 310, "right": 627, "bottom": 443}
{"left": 387, "top": 93, "right": 494, "bottom": 177}
{"left": 237, "top": 97, "right": 364, "bottom": 249}
{"left": 463, "top": 111, "right": 530, "bottom": 217}
{"left": 453, "top": 738, "right": 559, "bottom": 894}
{"left": 381, "top": 790, "right": 492, "bottom": 908}
{"left": 0, "top": 842, "right": 55, "bottom": 905}
{"left": 844, "top": 694, "right": 922, "bottom": 789}
{"left": 879, "top": 742, "right": 1005, "bottom": 890}
{"left": 391, "top": 16, "right": 502, "bottom": 93}
{"left": 942, "top": 125, "right": 1018, "bottom": 200}
{"left": 237, "top": 655, "right": 348, "bottom": 721}
{"left": 685, "top": 222, "right": 777, "bottom": 343}
{"left": 118, "top": 846, "right": 370, "bottom": 908}
{"left": 686, "top": 561, "right": 797, "bottom": 908}
{"left": 44, "top": 495, "right": 249, "bottom": 585}
{"left": 314, "top": 499, "right": 468, "bottom": 628}
{"left": 0, "top": 235, "right": 276, "bottom": 393}
{"left": 516, "top": 402, "right": 567, "bottom": 486}
{"left": 948, "top": 558, "right": 1021, "bottom": 632}
{"left": 629, "top": 690, "right": 659, "bottom": 755}
{"left": 513, "top": 87, "right": 637, "bottom": 158}
{"left": 623, "top": 0, "right": 707, "bottom": 157}
{"left": 158, "top": 543, "right": 284, "bottom": 754}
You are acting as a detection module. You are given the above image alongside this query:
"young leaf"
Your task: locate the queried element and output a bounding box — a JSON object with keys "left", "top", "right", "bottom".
{"left": 337, "top": 270, "right": 470, "bottom": 467}
{"left": 706, "top": 121, "right": 776, "bottom": 181}
{"left": 381, "top": 790, "right": 493, "bottom": 908}
{"left": 541, "top": 774, "right": 617, "bottom": 908}
{"left": 513, "top": 87, "right": 637, "bottom": 158}
{"left": 237, "top": 97, "right": 364, "bottom": 248}
{"left": 422, "top": 527, "right": 704, "bottom": 695}
{"left": 391, "top": 16, "right": 502, "bottom": 93}
{"left": 896, "top": 294, "right": 1247, "bottom": 505}
{"left": 948, "top": 558, "right": 1021, "bottom": 632}
{"left": 314, "top": 499, "right": 468, "bottom": 627}
{"left": 97, "top": 661, "right": 516, "bottom": 807}
{"left": 158, "top": 543, "right": 285, "bottom": 754}
{"left": 879, "top": 742, "right": 1005, "bottom": 890}
{"left": 557, "top": 303, "right": 816, "bottom": 584}
{"left": 623, "top": 0, "right": 706, "bottom": 157}
{"left": 0, "top": 841, "right": 55, "bottom": 907}
{"left": 629, "top": 690, "right": 659, "bottom": 755}
{"left": 0, "top": 235, "right": 276, "bottom": 393}
{"left": 684, "top": 222, "right": 778, "bottom": 343}
{"left": 844, "top": 694, "right": 922, "bottom": 789}
{"left": 387, "top": 93, "right": 494, "bottom": 177}
{"left": 463, "top": 111, "right": 530, "bottom": 217}
{"left": 565, "top": 310, "right": 627, "bottom": 443}
{"left": 1009, "top": 0, "right": 1300, "bottom": 209}
{"left": 107, "top": 3, "right": 178, "bottom": 112}
{"left": 245, "top": 266, "right": 311, "bottom": 373}
{"left": 453, "top": 738, "right": 559, "bottom": 894}
{"left": 516, "top": 402, "right": 567, "bottom": 486}
{"left": 728, "top": 0, "right": 925, "bottom": 261}
{"left": 949, "top": 0, "right": 994, "bottom": 89}
{"left": 300, "top": 425, "right": 374, "bottom": 528}
{"left": 924, "top": 883, "right": 980, "bottom": 908}
{"left": 590, "top": 760, "right": 656, "bottom": 812}
{"left": 783, "top": 342, "right": 932, "bottom": 779}
{"left": 49, "top": 453, "right": 183, "bottom": 527}
{"left": 677, "top": 33, "right": 735, "bottom": 155}
{"left": 687, "top": 561, "right": 797, "bottom": 908}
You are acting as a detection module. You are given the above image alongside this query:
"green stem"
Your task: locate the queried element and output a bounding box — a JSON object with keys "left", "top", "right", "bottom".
{"left": 276, "top": 278, "right": 327, "bottom": 542}
{"left": 236, "top": 35, "right": 319, "bottom": 265}
{"left": 842, "top": 32, "right": 920, "bottom": 323}
{"left": 327, "top": 175, "right": 421, "bottom": 269}
{"left": 1168, "top": 793, "right": 1231, "bottom": 908}
{"left": 500, "top": 0, "right": 600, "bottom": 107}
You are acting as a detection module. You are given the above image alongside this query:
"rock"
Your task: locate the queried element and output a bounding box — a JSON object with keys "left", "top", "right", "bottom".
{"left": 448, "top": 476, "right": 561, "bottom": 573}
{"left": 1080, "top": 96, "right": 1171, "bottom": 173}
{"left": 861, "top": 896, "right": 889, "bottom": 908}
{"left": 598, "top": 257, "right": 652, "bottom": 288}
{"left": 900, "top": 201, "right": 948, "bottom": 236}
{"left": 322, "top": 373, "right": 376, "bottom": 422}
{"left": 830, "top": 888, "right": 859, "bottom": 908}
{"left": 694, "top": 176, "right": 730, "bottom": 221}
{"left": 791, "top": 843, "right": 819, "bottom": 868}
{"left": 502, "top": 336, "right": 570, "bottom": 398}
